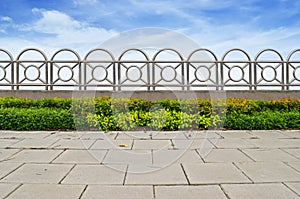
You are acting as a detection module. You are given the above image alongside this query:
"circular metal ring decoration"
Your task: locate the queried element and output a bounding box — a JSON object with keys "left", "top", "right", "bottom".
{"left": 261, "top": 65, "right": 277, "bottom": 82}
{"left": 58, "top": 65, "right": 74, "bottom": 82}
{"left": 24, "top": 65, "right": 41, "bottom": 81}
{"left": 228, "top": 65, "right": 244, "bottom": 82}
{"left": 0, "top": 66, "right": 6, "bottom": 81}
{"left": 195, "top": 65, "right": 211, "bottom": 82}
{"left": 161, "top": 65, "right": 177, "bottom": 82}
{"left": 293, "top": 66, "right": 300, "bottom": 81}
{"left": 92, "top": 65, "right": 108, "bottom": 82}
{"left": 126, "top": 65, "right": 142, "bottom": 82}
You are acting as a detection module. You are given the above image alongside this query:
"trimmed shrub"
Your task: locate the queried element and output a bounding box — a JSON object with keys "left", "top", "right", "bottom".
{"left": 0, "top": 97, "right": 299, "bottom": 131}
{"left": 224, "top": 111, "right": 300, "bottom": 130}
{"left": 0, "top": 108, "right": 74, "bottom": 130}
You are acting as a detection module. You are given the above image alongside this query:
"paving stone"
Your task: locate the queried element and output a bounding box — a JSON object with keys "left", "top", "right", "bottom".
{"left": 79, "top": 131, "right": 116, "bottom": 140}
{"left": 151, "top": 131, "right": 191, "bottom": 140}
{"left": 0, "top": 149, "right": 20, "bottom": 161}
{"left": 62, "top": 164, "right": 126, "bottom": 185}
{"left": 281, "top": 130, "right": 300, "bottom": 139}
{"left": 217, "top": 131, "right": 255, "bottom": 139}
{"left": 10, "top": 139, "right": 58, "bottom": 149}
{"left": 0, "top": 132, "right": 52, "bottom": 139}
{"left": 5, "top": 149, "right": 62, "bottom": 163}
{"left": 283, "top": 149, "right": 300, "bottom": 159}
{"left": 125, "top": 164, "right": 188, "bottom": 185}
{"left": 246, "top": 139, "right": 300, "bottom": 148}
{"left": 1, "top": 163, "right": 73, "bottom": 183}
{"left": 47, "top": 132, "right": 80, "bottom": 140}
{"left": 50, "top": 139, "right": 95, "bottom": 149}
{"left": 0, "top": 183, "right": 20, "bottom": 198}
{"left": 0, "top": 139, "right": 21, "bottom": 148}
{"left": 90, "top": 139, "right": 133, "bottom": 150}
{"left": 155, "top": 185, "right": 227, "bottom": 199}
{"left": 52, "top": 149, "right": 107, "bottom": 164}
{"left": 0, "top": 163, "right": 22, "bottom": 179}
{"left": 211, "top": 138, "right": 256, "bottom": 149}
{"left": 81, "top": 185, "right": 153, "bottom": 199}
{"left": 202, "top": 149, "right": 253, "bottom": 163}
{"left": 182, "top": 163, "right": 251, "bottom": 184}
{"left": 7, "top": 184, "right": 85, "bottom": 199}
{"left": 115, "top": 132, "right": 152, "bottom": 140}
{"left": 248, "top": 130, "right": 292, "bottom": 139}
{"left": 235, "top": 162, "right": 300, "bottom": 182}
{"left": 172, "top": 139, "right": 216, "bottom": 150}
{"left": 103, "top": 149, "right": 152, "bottom": 165}
{"left": 285, "top": 182, "right": 300, "bottom": 195}
{"left": 176, "top": 150, "right": 204, "bottom": 163}
{"left": 222, "top": 183, "right": 299, "bottom": 199}
{"left": 132, "top": 140, "right": 172, "bottom": 150}
{"left": 241, "top": 149, "right": 299, "bottom": 162}
{"left": 152, "top": 150, "right": 203, "bottom": 166}
{"left": 184, "top": 131, "right": 222, "bottom": 139}
{"left": 286, "top": 162, "right": 300, "bottom": 172}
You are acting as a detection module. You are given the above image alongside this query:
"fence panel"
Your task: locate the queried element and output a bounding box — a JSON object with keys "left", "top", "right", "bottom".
{"left": 0, "top": 48, "right": 299, "bottom": 91}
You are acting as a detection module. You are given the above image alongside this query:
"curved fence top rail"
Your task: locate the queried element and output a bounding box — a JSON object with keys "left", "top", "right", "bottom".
{"left": 0, "top": 48, "right": 299, "bottom": 91}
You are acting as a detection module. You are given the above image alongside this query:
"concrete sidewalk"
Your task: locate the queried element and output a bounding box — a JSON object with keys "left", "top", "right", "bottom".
{"left": 0, "top": 130, "right": 299, "bottom": 199}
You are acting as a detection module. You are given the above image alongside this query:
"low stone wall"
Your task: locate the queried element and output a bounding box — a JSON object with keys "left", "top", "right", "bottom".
{"left": 0, "top": 90, "right": 299, "bottom": 100}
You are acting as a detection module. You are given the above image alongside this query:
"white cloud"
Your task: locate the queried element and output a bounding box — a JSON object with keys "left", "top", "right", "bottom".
{"left": 11, "top": 8, "right": 118, "bottom": 56}
{"left": 29, "top": 8, "right": 81, "bottom": 34}
{"left": 0, "top": 16, "right": 12, "bottom": 22}
{"left": 73, "top": 0, "right": 98, "bottom": 5}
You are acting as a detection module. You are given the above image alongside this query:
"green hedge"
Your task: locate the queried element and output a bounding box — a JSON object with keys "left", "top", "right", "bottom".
{"left": 224, "top": 111, "right": 300, "bottom": 130}
{"left": 0, "top": 108, "right": 74, "bottom": 130}
{"left": 0, "top": 97, "right": 72, "bottom": 109}
{"left": 0, "top": 97, "right": 299, "bottom": 131}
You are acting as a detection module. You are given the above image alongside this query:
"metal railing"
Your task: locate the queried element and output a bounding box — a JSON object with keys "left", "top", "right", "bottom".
{"left": 0, "top": 48, "right": 299, "bottom": 91}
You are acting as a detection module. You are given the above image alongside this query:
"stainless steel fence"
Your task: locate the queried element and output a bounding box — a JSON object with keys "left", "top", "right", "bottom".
{"left": 0, "top": 48, "right": 299, "bottom": 91}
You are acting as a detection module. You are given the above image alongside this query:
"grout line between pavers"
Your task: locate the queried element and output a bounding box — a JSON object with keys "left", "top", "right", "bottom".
{"left": 151, "top": 149, "right": 154, "bottom": 164}
{"left": 3, "top": 183, "right": 23, "bottom": 199}
{"left": 100, "top": 150, "right": 110, "bottom": 164}
{"left": 0, "top": 162, "right": 25, "bottom": 181}
{"left": 122, "top": 164, "right": 129, "bottom": 186}
{"left": 237, "top": 148, "right": 256, "bottom": 162}
{"left": 49, "top": 149, "right": 66, "bottom": 164}
{"left": 87, "top": 139, "right": 98, "bottom": 150}
{"left": 219, "top": 184, "right": 232, "bottom": 199}
{"left": 6, "top": 138, "right": 25, "bottom": 149}
{"left": 130, "top": 139, "right": 134, "bottom": 150}
{"left": 152, "top": 185, "right": 156, "bottom": 199}
{"left": 150, "top": 182, "right": 289, "bottom": 186}
{"left": 43, "top": 131, "right": 56, "bottom": 139}
{"left": 232, "top": 162, "right": 254, "bottom": 183}
{"left": 58, "top": 164, "right": 76, "bottom": 184}
{"left": 194, "top": 149, "right": 206, "bottom": 163}
{"left": 180, "top": 163, "right": 191, "bottom": 185}
{"left": 48, "top": 139, "right": 62, "bottom": 149}
{"left": 281, "top": 182, "right": 300, "bottom": 197}
{"left": 170, "top": 139, "right": 175, "bottom": 150}
{"left": 207, "top": 138, "right": 218, "bottom": 149}
{"left": 113, "top": 132, "right": 119, "bottom": 140}
{"left": 78, "top": 184, "right": 88, "bottom": 199}
{"left": 282, "top": 162, "right": 300, "bottom": 173}
{"left": 280, "top": 148, "right": 300, "bottom": 161}
{"left": 282, "top": 182, "right": 300, "bottom": 197}
{"left": 0, "top": 149, "right": 23, "bottom": 163}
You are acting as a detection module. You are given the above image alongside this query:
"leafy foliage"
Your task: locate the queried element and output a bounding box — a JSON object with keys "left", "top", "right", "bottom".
{"left": 0, "top": 97, "right": 299, "bottom": 131}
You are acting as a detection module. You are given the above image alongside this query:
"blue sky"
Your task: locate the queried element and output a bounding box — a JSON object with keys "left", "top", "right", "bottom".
{"left": 0, "top": 0, "right": 300, "bottom": 57}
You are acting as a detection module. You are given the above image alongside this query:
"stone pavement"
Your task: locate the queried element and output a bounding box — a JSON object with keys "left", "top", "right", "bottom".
{"left": 0, "top": 130, "right": 299, "bottom": 199}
